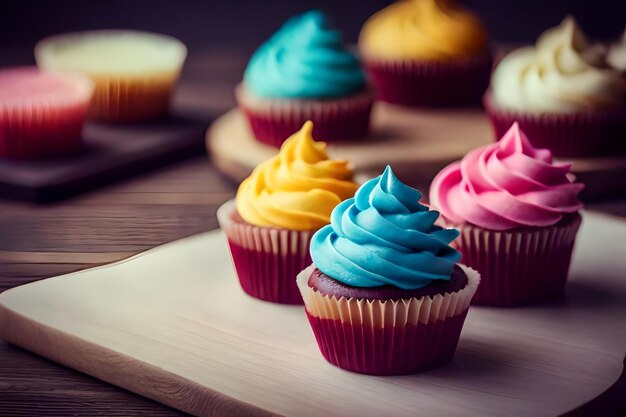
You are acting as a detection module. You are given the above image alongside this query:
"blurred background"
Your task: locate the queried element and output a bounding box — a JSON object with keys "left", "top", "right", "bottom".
{"left": 2, "top": 0, "right": 625, "bottom": 51}
{"left": 3, "top": 0, "right": 623, "bottom": 124}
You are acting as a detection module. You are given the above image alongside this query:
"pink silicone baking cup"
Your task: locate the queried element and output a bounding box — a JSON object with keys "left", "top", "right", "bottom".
{"left": 297, "top": 264, "right": 480, "bottom": 375}
{"left": 452, "top": 213, "right": 582, "bottom": 307}
{"left": 362, "top": 53, "right": 492, "bottom": 107}
{"left": 483, "top": 93, "right": 626, "bottom": 157}
{"left": 235, "top": 83, "right": 374, "bottom": 148}
{"left": 217, "top": 200, "right": 313, "bottom": 305}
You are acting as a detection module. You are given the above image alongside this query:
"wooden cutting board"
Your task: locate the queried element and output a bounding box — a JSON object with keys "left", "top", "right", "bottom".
{"left": 0, "top": 116, "right": 209, "bottom": 203}
{"left": 0, "top": 211, "right": 625, "bottom": 417}
{"left": 206, "top": 106, "right": 626, "bottom": 200}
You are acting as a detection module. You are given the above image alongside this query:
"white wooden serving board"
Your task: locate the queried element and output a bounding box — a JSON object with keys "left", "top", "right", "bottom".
{"left": 206, "top": 106, "right": 626, "bottom": 200}
{"left": 1, "top": 212, "right": 625, "bottom": 417}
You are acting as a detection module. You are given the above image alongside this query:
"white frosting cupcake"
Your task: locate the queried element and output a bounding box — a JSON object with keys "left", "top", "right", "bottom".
{"left": 36, "top": 30, "right": 187, "bottom": 122}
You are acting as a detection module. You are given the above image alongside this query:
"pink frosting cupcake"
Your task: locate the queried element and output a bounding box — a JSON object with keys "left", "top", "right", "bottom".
{"left": 0, "top": 67, "right": 94, "bottom": 158}
{"left": 430, "top": 122, "right": 584, "bottom": 306}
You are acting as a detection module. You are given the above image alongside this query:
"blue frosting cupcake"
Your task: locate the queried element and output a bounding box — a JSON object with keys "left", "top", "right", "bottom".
{"left": 244, "top": 11, "right": 365, "bottom": 99}
{"left": 236, "top": 11, "right": 374, "bottom": 146}
{"left": 311, "top": 165, "right": 461, "bottom": 291}
{"left": 297, "top": 166, "right": 481, "bottom": 375}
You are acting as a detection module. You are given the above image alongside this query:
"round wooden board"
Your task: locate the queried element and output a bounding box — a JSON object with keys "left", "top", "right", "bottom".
{"left": 206, "top": 104, "right": 626, "bottom": 200}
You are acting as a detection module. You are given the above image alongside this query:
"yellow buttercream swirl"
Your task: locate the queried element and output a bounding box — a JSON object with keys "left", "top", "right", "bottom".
{"left": 359, "top": 0, "right": 488, "bottom": 60}
{"left": 236, "top": 121, "right": 358, "bottom": 231}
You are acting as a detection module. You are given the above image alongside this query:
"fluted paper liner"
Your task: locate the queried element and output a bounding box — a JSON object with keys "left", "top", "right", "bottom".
{"left": 450, "top": 213, "right": 582, "bottom": 306}
{"left": 236, "top": 83, "right": 373, "bottom": 147}
{"left": 85, "top": 73, "right": 181, "bottom": 122}
{"left": 298, "top": 264, "right": 479, "bottom": 326}
{"left": 484, "top": 92, "right": 626, "bottom": 157}
{"left": 297, "top": 264, "right": 480, "bottom": 375}
{"left": 217, "top": 199, "right": 312, "bottom": 304}
{"left": 362, "top": 53, "right": 492, "bottom": 107}
{"left": 0, "top": 75, "right": 93, "bottom": 158}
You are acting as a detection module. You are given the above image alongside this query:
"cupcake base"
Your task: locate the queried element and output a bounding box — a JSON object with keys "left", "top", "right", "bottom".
{"left": 87, "top": 73, "right": 178, "bottom": 122}
{"left": 453, "top": 213, "right": 582, "bottom": 307}
{"left": 217, "top": 199, "right": 312, "bottom": 305}
{"left": 0, "top": 102, "right": 89, "bottom": 158}
{"left": 235, "top": 84, "right": 374, "bottom": 147}
{"left": 484, "top": 93, "right": 626, "bottom": 157}
{"left": 363, "top": 54, "right": 492, "bottom": 108}
{"left": 0, "top": 67, "right": 93, "bottom": 159}
{"left": 226, "top": 241, "right": 308, "bottom": 305}
{"left": 305, "top": 310, "right": 468, "bottom": 375}
{"left": 297, "top": 264, "right": 480, "bottom": 375}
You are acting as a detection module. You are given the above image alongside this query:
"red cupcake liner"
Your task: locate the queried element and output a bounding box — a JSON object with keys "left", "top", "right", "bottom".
{"left": 305, "top": 310, "right": 468, "bottom": 375}
{"left": 0, "top": 103, "right": 90, "bottom": 158}
{"left": 362, "top": 54, "right": 492, "bottom": 107}
{"left": 453, "top": 213, "right": 582, "bottom": 307}
{"left": 235, "top": 83, "right": 374, "bottom": 148}
{"left": 297, "top": 264, "right": 480, "bottom": 375}
{"left": 0, "top": 68, "right": 93, "bottom": 160}
{"left": 217, "top": 200, "right": 313, "bottom": 305}
{"left": 483, "top": 93, "right": 626, "bottom": 157}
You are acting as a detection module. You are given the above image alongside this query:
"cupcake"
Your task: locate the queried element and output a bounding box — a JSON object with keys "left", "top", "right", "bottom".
{"left": 430, "top": 122, "right": 584, "bottom": 307}
{"left": 485, "top": 17, "right": 626, "bottom": 157}
{"left": 298, "top": 166, "right": 480, "bottom": 375}
{"left": 236, "top": 11, "right": 373, "bottom": 147}
{"left": 217, "top": 121, "right": 358, "bottom": 304}
{"left": 359, "top": 0, "right": 491, "bottom": 107}
{"left": 35, "top": 30, "right": 187, "bottom": 122}
{"left": 0, "top": 67, "right": 93, "bottom": 158}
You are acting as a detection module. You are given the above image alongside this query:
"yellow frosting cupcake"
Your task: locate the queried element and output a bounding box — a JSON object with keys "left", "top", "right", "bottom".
{"left": 35, "top": 30, "right": 187, "bottom": 122}
{"left": 360, "top": 0, "right": 487, "bottom": 61}
{"left": 358, "top": 0, "right": 491, "bottom": 107}
{"left": 236, "top": 121, "right": 358, "bottom": 231}
{"left": 218, "top": 121, "right": 358, "bottom": 304}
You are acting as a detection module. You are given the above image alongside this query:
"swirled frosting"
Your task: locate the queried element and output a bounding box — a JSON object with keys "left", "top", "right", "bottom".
{"left": 430, "top": 123, "right": 584, "bottom": 231}
{"left": 607, "top": 28, "right": 626, "bottom": 71}
{"left": 243, "top": 11, "right": 365, "bottom": 99}
{"left": 359, "top": 0, "right": 488, "bottom": 60}
{"left": 310, "top": 166, "right": 461, "bottom": 290}
{"left": 491, "top": 17, "right": 625, "bottom": 113}
{"left": 236, "top": 121, "right": 358, "bottom": 231}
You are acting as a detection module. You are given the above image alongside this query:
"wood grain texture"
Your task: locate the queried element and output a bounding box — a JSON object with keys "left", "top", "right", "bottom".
{"left": 207, "top": 108, "right": 626, "bottom": 200}
{"left": 1, "top": 212, "right": 625, "bottom": 417}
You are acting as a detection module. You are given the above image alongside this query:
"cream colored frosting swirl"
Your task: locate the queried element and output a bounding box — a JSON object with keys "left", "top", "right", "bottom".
{"left": 607, "top": 28, "right": 626, "bottom": 71}
{"left": 491, "top": 17, "right": 625, "bottom": 113}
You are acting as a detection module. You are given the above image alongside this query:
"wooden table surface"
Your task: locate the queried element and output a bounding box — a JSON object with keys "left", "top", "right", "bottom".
{"left": 1, "top": 48, "right": 625, "bottom": 417}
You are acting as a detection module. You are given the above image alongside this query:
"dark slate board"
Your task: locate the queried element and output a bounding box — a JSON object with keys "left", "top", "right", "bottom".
{"left": 0, "top": 116, "right": 210, "bottom": 203}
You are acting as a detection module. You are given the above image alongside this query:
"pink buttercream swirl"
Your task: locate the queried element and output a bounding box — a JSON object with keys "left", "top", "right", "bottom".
{"left": 430, "top": 122, "right": 584, "bottom": 231}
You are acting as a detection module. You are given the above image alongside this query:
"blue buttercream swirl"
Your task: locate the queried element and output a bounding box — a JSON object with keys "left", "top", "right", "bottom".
{"left": 310, "top": 166, "right": 462, "bottom": 290}
{"left": 243, "top": 10, "right": 366, "bottom": 99}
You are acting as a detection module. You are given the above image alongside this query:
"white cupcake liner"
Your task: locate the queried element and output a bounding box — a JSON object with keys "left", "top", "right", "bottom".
{"left": 297, "top": 264, "right": 480, "bottom": 326}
